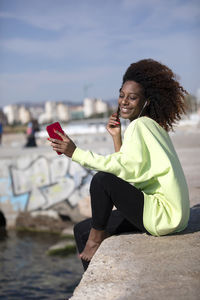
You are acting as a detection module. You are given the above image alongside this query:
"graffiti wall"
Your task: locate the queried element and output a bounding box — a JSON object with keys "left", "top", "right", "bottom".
{"left": 0, "top": 153, "right": 94, "bottom": 226}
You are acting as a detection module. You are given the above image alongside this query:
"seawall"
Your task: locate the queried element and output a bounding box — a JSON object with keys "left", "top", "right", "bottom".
{"left": 0, "top": 131, "right": 113, "bottom": 227}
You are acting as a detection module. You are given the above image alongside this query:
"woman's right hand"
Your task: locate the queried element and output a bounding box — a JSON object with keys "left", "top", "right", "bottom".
{"left": 106, "top": 113, "right": 121, "bottom": 137}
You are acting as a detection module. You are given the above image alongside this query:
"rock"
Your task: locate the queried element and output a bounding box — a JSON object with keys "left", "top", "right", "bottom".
{"left": 30, "top": 209, "right": 60, "bottom": 219}
{"left": 61, "top": 226, "right": 74, "bottom": 238}
{"left": 16, "top": 211, "right": 73, "bottom": 233}
{"left": 52, "top": 200, "right": 88, "bottom": 223}
{"left": 47, "top": 239, "right": 76, "bottom": 256}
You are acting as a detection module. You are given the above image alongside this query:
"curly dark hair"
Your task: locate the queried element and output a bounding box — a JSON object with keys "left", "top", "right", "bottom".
{"left": 122, "top": 59, "right": 187, "bottom": 131}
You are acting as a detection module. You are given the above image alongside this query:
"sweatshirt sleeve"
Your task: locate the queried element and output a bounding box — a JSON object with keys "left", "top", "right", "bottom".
{"left": 72, "top": 119, "right": 151, "bottom": 183}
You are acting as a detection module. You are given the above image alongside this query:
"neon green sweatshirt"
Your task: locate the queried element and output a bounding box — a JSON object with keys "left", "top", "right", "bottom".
{"left": 72, "top": 117, "right": 190, "bottom": 236}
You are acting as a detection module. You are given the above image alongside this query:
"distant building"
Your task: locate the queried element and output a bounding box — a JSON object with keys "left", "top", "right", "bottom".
{"left": 29, "top": 105, "right": 44, "bottom": 120}
{"left": 197, "top": 88, "right": 200, "bottom": 104}
{"left": 46, "top": 101, "right": 57, "bottom": 122}
{"left": 83, "top": 98, "right": 108, "bottom": 118}
{"left": 18, "top": 106, "right": 31, "bottom": 124}
{"left": 95, "top": 98, "right": 109, "bottom": 115}
{"left": 39, "top": 101, "right": 56, "bottom": 124}
{"left": 69, "top": 105, "right": 84, "bottom": 120}
{"left": 2, "top": 97, "right": 110, "bottom": 125}
{"left": 3, "top": 105, "right": 32, "bottom": 125}
{"left": 38, "top": 101, "right": 70, "bottom": 124}
{"left": 3, "top": 105, "right": 19, "bottom": 125}
{"left": 57, "top": 103, "right": 70, "bottom": 122}
{"left": 83, "top": 98, "right": 96, "bottom": 118}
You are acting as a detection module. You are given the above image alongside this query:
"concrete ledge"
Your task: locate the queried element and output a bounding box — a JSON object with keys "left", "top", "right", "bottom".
{"left": 70, "top": 205, "right": 200, "bottom": 300}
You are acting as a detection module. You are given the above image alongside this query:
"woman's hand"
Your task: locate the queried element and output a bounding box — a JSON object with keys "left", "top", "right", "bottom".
{"left": 106, "top": 113, "right": 122, "bottom": 152}
{"left": 48, "top": 131, "right": 76, "bottom": 158}
{"left": 106, "top": 113, "right": 121, "bottom": 137}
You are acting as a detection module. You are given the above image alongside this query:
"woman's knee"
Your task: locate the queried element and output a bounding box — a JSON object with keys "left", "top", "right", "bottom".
{"left": 90, "top": 171, "right": 115, "bottom": 190}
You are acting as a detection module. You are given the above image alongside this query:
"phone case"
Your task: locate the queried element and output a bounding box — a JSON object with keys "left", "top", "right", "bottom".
{"left": 46, "top": 122, "right": 64, "bottom": 155}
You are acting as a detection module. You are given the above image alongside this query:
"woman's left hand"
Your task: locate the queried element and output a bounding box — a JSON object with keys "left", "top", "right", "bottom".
{"left": 48, "top": 131, "right": 76, "bottom": 158}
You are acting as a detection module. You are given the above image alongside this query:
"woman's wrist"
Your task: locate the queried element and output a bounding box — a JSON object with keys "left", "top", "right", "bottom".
{"left": 113, "top": 135, "right": 122, "bottom": 152}
{"left": 113, "top": 134, "right": 122, "bottom": 141}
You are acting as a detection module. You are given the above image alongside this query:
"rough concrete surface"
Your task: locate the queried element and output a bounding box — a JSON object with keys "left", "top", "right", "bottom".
{"left": 70, "top": 127, "right": 200, "bottom": 300}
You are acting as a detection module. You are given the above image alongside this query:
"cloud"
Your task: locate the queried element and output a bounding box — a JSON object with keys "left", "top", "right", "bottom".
{"left": 0, "top": 11, "right": 199, "bottom": 65}
{"left": 0, "top": 0, "right": 104, "bottom": 31}
{"left": 0, "top": 26, "right": 199, "bottom": 105}
{"left": 0, "top": 0, "right": 199, "bottom": 104}
{"left": 122, "top": 0, "right": 200, "bottom": 20}
{"left": 0, "top": 32, "right": 110, "bottom": 60}
{"left": 1, "top": 0, "right": 199, "bottom": 33}
{"left": 0, "top": 64, "right": 123, "bottom": 104}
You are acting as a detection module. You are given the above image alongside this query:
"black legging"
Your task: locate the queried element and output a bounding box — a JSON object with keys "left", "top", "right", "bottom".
{"left": 74, "top": 171, "right": 147, "bottom": 271}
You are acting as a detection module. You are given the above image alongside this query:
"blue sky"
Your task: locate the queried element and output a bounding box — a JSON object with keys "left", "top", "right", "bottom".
{"left": 0, "top": 0, "right": 199, "bottom": 106}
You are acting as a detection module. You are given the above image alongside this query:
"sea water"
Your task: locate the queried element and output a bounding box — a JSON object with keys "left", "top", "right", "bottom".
{"left": 0, "top": 230, "right": 83, "bottom": 300}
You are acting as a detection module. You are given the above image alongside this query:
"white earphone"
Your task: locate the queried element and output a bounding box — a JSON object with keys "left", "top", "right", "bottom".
{"left": 138, "top": 100, "right": 148, "bottom": 118}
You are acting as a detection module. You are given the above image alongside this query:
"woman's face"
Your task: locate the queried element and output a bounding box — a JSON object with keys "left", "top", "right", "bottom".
{"left": 118, "top": 81, "right": 146, "bottom": 121}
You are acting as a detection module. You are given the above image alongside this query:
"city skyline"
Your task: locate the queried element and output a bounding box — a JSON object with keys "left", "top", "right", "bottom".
{"left": 0, "top": 0, "right": 200, "bottom": 106}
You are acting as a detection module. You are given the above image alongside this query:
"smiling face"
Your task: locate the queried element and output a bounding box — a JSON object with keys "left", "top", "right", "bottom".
{"left": 118, "top": 81, "right": 146, "bottom": 121}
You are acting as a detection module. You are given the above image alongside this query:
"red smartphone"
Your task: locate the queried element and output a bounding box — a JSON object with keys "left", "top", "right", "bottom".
{"left": 116, "top": 105, "right": 120, "bottom": 121}
{"left": 46, "top": 122, "right": 64, "bottom": 155}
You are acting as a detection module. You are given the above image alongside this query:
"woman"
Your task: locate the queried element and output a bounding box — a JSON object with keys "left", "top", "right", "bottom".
{"left": 48, "top": 59, "right": 190, "bottom": 271}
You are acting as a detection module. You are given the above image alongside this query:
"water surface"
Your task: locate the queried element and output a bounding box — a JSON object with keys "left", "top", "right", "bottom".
{"left": 0, "top": 230, "right": 83, "bottom": 299}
